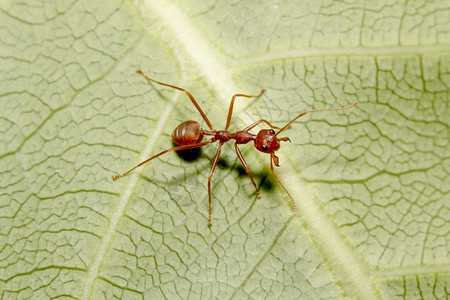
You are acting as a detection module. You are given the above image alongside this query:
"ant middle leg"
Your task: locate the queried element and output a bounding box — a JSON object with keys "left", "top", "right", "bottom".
{"left": 234, "top": 144, "right": 261, "bottom": 198}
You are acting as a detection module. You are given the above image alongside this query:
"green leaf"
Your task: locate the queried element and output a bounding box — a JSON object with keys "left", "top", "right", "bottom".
{"left": 1, "top": 0, "right": 449, "bottom": 299}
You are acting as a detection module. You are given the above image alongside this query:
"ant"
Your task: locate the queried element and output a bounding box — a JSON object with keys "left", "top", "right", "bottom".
{"left": 113, "top": 69, "right": 358, "bottom": 226}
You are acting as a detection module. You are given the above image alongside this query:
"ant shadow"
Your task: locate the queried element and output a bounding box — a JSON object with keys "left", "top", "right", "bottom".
{"left": 142, "top": 144, "right": 276, "bottom": 195}
{"left": 172, "top": 141, "right": 202, "bottom": 162}
{"left": 172, "top": 143, "right": 276, "bottom": 193}
{"left": 216, "top": 157, "right": 276, "bottom": 193}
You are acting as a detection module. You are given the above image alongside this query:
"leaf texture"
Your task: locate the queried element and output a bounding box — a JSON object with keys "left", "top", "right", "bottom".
{"left": 0, "top": 0, "right": 449, "bottom": 299}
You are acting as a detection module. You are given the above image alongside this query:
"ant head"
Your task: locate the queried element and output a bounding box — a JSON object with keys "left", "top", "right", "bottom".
{"left": 254, "top": 129, "right": 291, "bottom": 167}
{"left": 254, "top": 129, "right": 280, "bottom": 154}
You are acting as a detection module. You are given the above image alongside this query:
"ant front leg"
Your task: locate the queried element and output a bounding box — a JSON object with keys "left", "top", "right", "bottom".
{"left": 269, "top": 153, "right": 297, "bottom": 215}
{"left": 234, "top": 144, "right": 261, "bottom": 198}
{"left": 243, "top": 119, "right": 281, "bottom": 132}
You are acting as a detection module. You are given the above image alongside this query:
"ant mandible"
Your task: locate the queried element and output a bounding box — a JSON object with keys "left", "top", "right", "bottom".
{"left": 113, "top": 69, "right": 358, "bottom": 226}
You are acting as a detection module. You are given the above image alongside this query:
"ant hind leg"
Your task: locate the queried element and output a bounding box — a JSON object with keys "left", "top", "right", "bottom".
{"left": 207, "top": 142, "right": 224, "bottom": 226}
{"left": 224, "top": 89, "right": 266, "bottom": 131}
{"left": 137, "top": 69, "right": 214, "bottom": 131}
{"left": 112, "top": 140, "right": 214, "bottom": 181}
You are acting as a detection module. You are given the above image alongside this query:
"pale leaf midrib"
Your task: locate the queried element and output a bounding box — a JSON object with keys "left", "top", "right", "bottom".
{"left": 80, "top": 79, "right": 180, "bottom": 300}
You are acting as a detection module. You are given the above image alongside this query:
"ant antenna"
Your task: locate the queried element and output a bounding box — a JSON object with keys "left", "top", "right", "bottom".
{"left": 276, "top": 102, "right": 358, "bottom": 136}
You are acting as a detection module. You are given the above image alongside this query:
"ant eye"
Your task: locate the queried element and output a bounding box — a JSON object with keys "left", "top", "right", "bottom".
{"left": 261, "top": 145, "right": 268, "bottom": 151}
{"left": 270, "top": 129, "right": 275, "bottom": 134}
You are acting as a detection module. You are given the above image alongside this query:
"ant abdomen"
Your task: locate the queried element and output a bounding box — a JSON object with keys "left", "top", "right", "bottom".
{"left": 172, "top": 120, "right": 204, "bottom": 146}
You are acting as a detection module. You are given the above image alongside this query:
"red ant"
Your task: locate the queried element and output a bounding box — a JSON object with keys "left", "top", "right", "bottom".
{"left": 113, "top": 69, "right": 358, "bottom": 225}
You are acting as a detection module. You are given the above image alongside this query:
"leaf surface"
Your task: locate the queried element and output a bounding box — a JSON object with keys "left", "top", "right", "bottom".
{"left": 0, "top": 0, "right": 449, "bottom": 299}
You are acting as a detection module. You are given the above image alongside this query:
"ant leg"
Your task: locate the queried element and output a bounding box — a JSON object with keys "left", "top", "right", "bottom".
{"left": 207, "top": 142, "right": 224, "bottom": 226}
{"left": 234, "top": 144, "right": 261, "bottom": 198}
{"left": 137, "top": 69, "right": 214, "bottom": 131}
{"left": 112, "top": 140, "right": 215, "bottom": 181}
{"left": 243, "top": 119, "right": 281, "bottom": 132}
{"left": 225, "top": 89, "right": 266, "bottom": 131}
{"left": 269, "top": 153, "right": 297, "bottom": 215}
